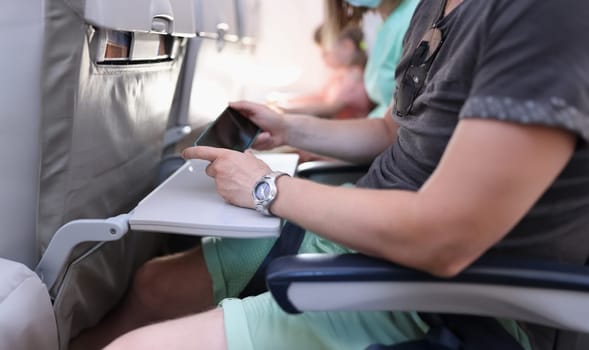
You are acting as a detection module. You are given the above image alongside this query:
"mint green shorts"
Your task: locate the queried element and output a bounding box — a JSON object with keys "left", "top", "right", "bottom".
{"left": 201, "top": 230, "right": 531, "bottom": 350}
{"left": 201, "top": 229, "right": 351, "bottom": 304}
{"left": 221, "top": 293, "right": 430, "bottom": 350}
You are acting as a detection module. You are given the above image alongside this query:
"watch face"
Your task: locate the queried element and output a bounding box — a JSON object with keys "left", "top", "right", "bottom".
{"left": 254, "top": 182, "right": 271, "bottom": 200}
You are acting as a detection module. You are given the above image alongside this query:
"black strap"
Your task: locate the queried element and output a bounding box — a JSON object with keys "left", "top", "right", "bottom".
{"left": 367, "top": 314, "right": 526, "bottom": 350}
{"left": 366, "top": 326, "right": 461, "bottom": 350}
{"left": 423, "top": 314, "right": 525, "bottom": 350}
{"left": 238, "top": 222, "right": 306, "bottom": 298}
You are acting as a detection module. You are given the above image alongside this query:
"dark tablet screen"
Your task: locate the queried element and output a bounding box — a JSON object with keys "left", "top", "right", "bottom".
{"left": 194, "top": 106, "right": 260, "bottom": 151}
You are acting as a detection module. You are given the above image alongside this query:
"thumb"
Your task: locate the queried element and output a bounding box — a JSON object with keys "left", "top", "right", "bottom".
{"left": 251, "top": 132, "right": 274, "bottom": 149}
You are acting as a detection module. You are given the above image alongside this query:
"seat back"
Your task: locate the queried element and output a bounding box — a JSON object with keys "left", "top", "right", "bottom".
{"left": 38, "top": 0, "right": 194, "bottom": 257}
{"left": 34, "top": 0, "right": 195, "bottom": 347}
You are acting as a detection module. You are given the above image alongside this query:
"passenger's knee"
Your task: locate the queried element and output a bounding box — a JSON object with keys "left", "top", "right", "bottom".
{"left": 129, "top": 248, "right": 210, "bottom": 319}
{"left": 131, "top": 258, "right": 170, "bottom": 311}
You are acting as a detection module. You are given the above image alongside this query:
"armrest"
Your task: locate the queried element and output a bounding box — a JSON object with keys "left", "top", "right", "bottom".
{"left": 266, "top": 253, "right": 589, "bottom": 333}
{"left": 35, "top": 214, "right": 130, "bottom": 290}
{"left": 296, "top": 160, "right": 370, "bottom": 185}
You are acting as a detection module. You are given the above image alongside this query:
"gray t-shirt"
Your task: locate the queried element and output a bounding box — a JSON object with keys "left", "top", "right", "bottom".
{"left": 356, "top": 0, "right": 589, "bottom": 348}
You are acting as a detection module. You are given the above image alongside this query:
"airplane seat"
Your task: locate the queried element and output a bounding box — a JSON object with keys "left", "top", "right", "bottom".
{"left": 0, "top": 3, "right": 60, "bottom": 349}
{"left": 0, "top": 0, "right": 196, "bottom": 349}
{"left": 267, "top": 253, "right": 589, "bottom": 350}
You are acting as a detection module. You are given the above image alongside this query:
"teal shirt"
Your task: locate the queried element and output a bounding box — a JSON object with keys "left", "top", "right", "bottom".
{"left": 365, "top": 0, "right": 419, "bottom": 118}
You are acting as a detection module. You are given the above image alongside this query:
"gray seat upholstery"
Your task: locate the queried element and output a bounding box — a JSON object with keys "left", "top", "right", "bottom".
{"left": 0, "top": 258, "right": 58, "bottom": 350}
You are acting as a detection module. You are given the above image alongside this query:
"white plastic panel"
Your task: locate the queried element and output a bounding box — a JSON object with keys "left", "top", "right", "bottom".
{"left": 129, "top": 154, "right": 299, "bottom": 237}
{"left": 85, "top": 0, "right": 196, "bottom": 37}
{"left": 0, "top": 2, "right": 44, "bottom": 268}
{"left": 288, "top": 281, "right": 589, "bottom": 333}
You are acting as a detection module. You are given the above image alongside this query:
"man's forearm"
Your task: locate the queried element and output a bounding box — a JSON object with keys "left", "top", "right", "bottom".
{"left": 270, "top": 176, "right": 447, "bottom": 274}
{"left": 284, "top": 114, "right": 397, "bottom": 164}
{"left": 282, "top": 101, "right": 342, "bottom": 119}
{"left": 270, "top": 119, "right": 576, "bottom": 278}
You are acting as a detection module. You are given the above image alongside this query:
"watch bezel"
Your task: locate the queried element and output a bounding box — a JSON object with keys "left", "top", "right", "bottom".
{"left": 254, "top": 181, "right": 272, "bottom": 201}
{"left": 252, "top": 171, "right": 289, "bottom": 216}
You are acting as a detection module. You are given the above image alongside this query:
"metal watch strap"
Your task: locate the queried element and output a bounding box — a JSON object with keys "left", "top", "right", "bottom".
{"left": 253, "top": 171, "right": 289, "bottom": 216}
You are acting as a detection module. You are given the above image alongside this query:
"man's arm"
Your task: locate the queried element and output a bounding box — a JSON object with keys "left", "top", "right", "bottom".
{"left": 283, "top": 112, "right": 397, "bottom": 164}
{"left": 230, "top": 101, "right": 397, "bottom": 164}
{"left": 280, "top": 100, "right": 345, "bottom": 119}
{"left": 270, "top": 119, "right": 576, "bottom": 276}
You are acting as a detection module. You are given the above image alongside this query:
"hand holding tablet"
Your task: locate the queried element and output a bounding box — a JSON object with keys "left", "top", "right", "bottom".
{"left": 194, "top": 106, "right": 261, "bottom": 152}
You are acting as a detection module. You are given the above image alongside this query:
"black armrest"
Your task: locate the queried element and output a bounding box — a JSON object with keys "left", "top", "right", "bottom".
{"left": 266, "top": 253, "right": 589, "bottom": 333}
{"left": 296, "top": 160, "right": 370, "bottom": 185}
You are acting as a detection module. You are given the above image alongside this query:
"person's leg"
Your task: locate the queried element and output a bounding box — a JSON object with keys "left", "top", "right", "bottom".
{"left": 104, "top": 308, "right": 227, "bottom": 350}
{"left": 70, "top": 235, "right": 278, "bottom": 350}
{"left": 222, "top": 292, "right": 428, "bottom": 350}
{"left": 70, "top": 246, "right": 214, "bottom": 350}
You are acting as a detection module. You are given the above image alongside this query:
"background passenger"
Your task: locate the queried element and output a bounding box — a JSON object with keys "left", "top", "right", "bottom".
{"left": 274, "top": 0, "right": 419, "bottom": 120}
{"left": 272, "top": 0, "right": 419, "bottom": 163}
{"left": 336, "top": 0, "right": 420, "bottom": 118}
{"left": 273, "top": 24, "right": 374, "bottom": 120}
{"left": 272, "top": 24, "right": 373, "bottom": 163}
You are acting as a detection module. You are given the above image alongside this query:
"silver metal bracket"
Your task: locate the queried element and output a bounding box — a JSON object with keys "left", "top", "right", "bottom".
{"left": 163, "top": 124, "right": 192, "bottom": 148}
{"left": 35, "top": 214, "right": 130, "bottom": 290}
{"left": 196, "top": 22, "right": 255, "bottom": 52}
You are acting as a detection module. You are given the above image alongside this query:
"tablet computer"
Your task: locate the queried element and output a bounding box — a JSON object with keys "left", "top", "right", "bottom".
{"left": 194, "top": 106, "right": 261, "bottom": 151}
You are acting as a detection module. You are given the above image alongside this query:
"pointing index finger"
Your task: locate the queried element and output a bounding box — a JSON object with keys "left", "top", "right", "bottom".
{"left": 182, "top": 146, "right": 229, "bottom": 162}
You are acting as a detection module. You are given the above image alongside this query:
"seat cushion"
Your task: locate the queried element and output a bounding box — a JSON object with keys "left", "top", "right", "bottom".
{"left": 0, "top": 258, "right": 58, "bottom": 350}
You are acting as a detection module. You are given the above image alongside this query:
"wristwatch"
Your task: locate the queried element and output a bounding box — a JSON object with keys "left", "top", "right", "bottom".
{"left": 252, "top": 171, "right": 289, "bottom": 216}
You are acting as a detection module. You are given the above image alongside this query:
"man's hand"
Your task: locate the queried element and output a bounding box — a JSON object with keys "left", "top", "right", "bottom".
{"left": 229, "top": 101, "right": 289, "bottom": 151}
{"left": 182, "top": 146, "right": 272, "bottom": 208}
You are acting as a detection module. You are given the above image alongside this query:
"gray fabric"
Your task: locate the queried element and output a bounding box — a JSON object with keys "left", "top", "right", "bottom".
{"left": 39, "top": 0, "right": 188, "bottom": 347}
{"left": 0, "top": 258, "right": 58, "bottom": 350}
{"left": 52, "top": 231, "right": 163, "bottom": 349}
{"left": 39, "top": 0, "right": 185, "bottom": 254}
{"left": 356, "top": 1, "right": 589, "bottom": 349}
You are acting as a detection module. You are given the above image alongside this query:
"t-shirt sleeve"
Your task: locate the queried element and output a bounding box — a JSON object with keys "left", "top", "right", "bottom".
{"left": 459, "top": 0, "right": 589, "bottom": 142}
